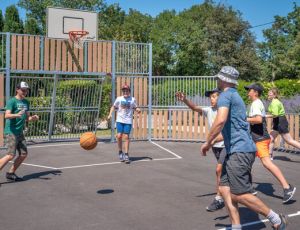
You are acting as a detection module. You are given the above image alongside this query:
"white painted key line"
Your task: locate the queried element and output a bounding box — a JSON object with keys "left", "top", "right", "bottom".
{"left": 218, "top": 211, "right": 300, "bottom": 230}
{"left": 21, "top": 141, "right": 182, "bottom": 170}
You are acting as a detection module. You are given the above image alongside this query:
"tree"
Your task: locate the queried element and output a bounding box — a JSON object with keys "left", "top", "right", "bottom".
{"left": 259, "top": 3, "right": 300, "bottom": 80}
{"left": 3, "top": 5, "right": 24, "bottom": 33}
{"left": 0, "top": 10, "right": 4, "bottom": 32}
{"left": 24, "top": 18, "right": 41, "bottom": 35}
{"left": 18, "top": 0, "right": 106, "bottom": 34}
{"left": 98, "top": 3, "right": 126, "bottom": 40}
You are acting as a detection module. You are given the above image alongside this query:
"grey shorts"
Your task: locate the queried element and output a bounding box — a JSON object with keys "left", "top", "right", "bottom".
{"left": 5, "top": 134, "right": 28, "bottom": 156}
{"left": 220, "top": 152, "right": 255, "bottom": 195}
{"left": 212, "top": 147, "right": 226, "bottom": 164}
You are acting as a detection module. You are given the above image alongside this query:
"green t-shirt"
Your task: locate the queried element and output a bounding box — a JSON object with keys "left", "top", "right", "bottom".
{"left": 268, "top": 98, "right": 285, "bottom": 116}
{"left": 4, "top": 97, "right": 30, "bottom": 135}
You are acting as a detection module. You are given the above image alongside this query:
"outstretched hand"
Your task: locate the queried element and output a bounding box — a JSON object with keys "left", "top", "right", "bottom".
{"left": 200, "top": 142, "right": 211, "bottom": 156}
{"left": 175, "top": 92, "right": 186, "bottom": 101}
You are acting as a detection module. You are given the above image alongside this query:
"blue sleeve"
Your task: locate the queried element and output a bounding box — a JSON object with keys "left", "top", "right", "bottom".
{"left": 217, "top": 91, "right": 231, "bottom": 109}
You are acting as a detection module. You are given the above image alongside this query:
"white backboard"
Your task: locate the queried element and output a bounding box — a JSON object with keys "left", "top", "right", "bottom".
{"left": 46, "top": 7, "right": 98, "bottom": 40}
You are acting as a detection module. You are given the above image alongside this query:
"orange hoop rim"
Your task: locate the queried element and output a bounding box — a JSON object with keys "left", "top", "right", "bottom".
{"left": 69, "top": 30, "right": 89, "bottom": 41}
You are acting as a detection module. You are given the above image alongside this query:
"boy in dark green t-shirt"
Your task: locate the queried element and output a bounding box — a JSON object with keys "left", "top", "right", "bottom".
{"left": 0, "top": 82, "right": 39, "bottom": 182}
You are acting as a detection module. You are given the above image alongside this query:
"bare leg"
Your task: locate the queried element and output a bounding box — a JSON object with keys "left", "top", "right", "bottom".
{"left": 219, "top": 186, "right": 240, "bottom": 225}
{"left": 260, "top": 156, "right": 289, "bottom": 189}
{"left": 123, "top": 134, "right": 130, "bottom": 153}
{"left": 116, "top": 133, "right": 123, "bottom": 152}
{"left": 8, "top": 154, "right": 27, "bottom": 173}
{"left": 0, "top": 154, "right": 14, "bottom": 170}
{"left": 216, "top": 164, "right": 222, "bottom": 196}
{"left": 233, "top": 193, "right": 270, "bottom": 217}
{"left": 269, "top": 131, "right": 278, "bottom": 157}
{"left": 282, "top": 133, "right": 300, "bottom": 149}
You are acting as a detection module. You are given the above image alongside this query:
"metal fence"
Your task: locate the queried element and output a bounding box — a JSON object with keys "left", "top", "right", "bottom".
{"left": 2, "top": 71, "right": 106, "bottom": 143}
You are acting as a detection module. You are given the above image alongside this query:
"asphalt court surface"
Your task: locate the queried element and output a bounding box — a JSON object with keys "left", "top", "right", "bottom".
{"left": 0, "top": 141, "right": 299, "bottom": 230}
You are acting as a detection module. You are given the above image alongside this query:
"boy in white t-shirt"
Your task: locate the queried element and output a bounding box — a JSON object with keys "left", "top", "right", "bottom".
{"left": 176, "top": 89, "right": 226, "bottom": 212}
{"left": 108, "top": 85, "right": 141, "bottom": 163}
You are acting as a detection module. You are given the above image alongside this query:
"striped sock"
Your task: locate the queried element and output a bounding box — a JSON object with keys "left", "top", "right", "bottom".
{"left": 267, "top": 210, "right": 281, "bottom": 226}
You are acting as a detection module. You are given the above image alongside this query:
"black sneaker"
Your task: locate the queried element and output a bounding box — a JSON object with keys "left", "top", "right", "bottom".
{"left": 119, "top": 151, "right": 125, "bottom": 162}
{"left": 283, "top": 184, "right": 296, "bottom": 203}
{"left": 124, "top": 154, "right": 130, "bottom": 164}
{"left": 272, "top": 214, "right": 287, "bottom": 230}
{"left": 206, "top": 198, "right": 225, "bottom": 212}
{"left": 6, "top": 172, "right": 24, "bottom": 182}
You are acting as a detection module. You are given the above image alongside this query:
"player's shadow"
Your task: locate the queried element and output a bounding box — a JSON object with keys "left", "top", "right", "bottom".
{"left": 97, "top": 189, "right": 114, "bottom": 194}
{"left": 254, "top": 182, "right": 283, "bottom": 200}
{"left": 129, "top": 156, "right": 153, "bottom": 162}
{"left": 215, "top": 207, "right": 266, "bottom": 230}
{"left": 23, "top": 170, "right": 62, "bottom": 180}
{"left": 273, "top": 155, "right": 300, "bottom": 163}
{"left": 196, "top": 192, "right": 217, "bottom": 198}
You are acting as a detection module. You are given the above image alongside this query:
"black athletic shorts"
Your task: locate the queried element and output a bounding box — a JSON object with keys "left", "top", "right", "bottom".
{"left": 273, "top": 116, "right": 289, "bottom": 134}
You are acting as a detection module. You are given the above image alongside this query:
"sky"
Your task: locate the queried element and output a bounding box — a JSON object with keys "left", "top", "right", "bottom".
{"left": 0, "top": 0, "right": 299, "bottom": 42}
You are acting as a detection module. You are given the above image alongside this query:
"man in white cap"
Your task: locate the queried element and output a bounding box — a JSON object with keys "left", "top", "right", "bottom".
{"left": 0, "top": 82, "right": 39, "bottom": 182}
{"left": 201, "top": 67, "right": 287, "bottom": 230}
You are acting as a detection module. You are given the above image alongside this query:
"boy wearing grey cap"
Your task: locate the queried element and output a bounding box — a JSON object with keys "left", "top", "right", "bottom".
{"left": 0, "top": 82, "right": 39, "bottom": 182}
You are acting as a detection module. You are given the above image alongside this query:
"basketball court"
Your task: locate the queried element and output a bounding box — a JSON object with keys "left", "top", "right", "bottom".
{"left": 0, "top": 141, "right": 299, "bottom": 230}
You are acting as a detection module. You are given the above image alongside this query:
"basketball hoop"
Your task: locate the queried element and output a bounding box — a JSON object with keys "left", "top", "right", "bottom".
{"left": 69, "top": 31, "right": 89, "bottom": 49}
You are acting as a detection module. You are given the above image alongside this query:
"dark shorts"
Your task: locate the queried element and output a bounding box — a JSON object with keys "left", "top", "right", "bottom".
{"left": 116, "top": 122, "right": 132, "bottom": 134}
{"left": 5, "top": 134, "right": 28, "bottom": 156}
{"left": 212, "top": 147, "right": 226, "bottom": 164}
{"left": 220, "top": 152, "right": 256, "bottom": 195}
{"left": 273, "top": 116, "right": 289, "bottom": 134}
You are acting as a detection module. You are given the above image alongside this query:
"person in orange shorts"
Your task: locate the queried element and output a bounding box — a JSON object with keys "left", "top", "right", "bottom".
{"left": 245, "top": 83, "right": 296, "bottom": 204}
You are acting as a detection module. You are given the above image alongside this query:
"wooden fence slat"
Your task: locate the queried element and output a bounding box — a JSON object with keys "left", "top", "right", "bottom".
{"left": 0, "top": 74, "right": 4, "bottom": 146}
{"left": 107, "top": 42, "right": 112, "bottom": 73}
{"left": 199, "top": 114, "right": 204, "bottom": 140}
{"left": 97, "top": 42, "right": 102, "bottom": 72}
{"left": 55, "top": 40, "right": 62, "bottom": 70}
{"left": 61, "top": 41, "right": 67, "bottom": 72}
{"left": 183, "top": 110, "right": 188, "bottom": 138}
{"left": 67, "top": 41, "right": 73, "bottom": 72}
{"left": 163, "top": 110, "right": 168, "bottom": 139}
{"left": 17, "top": 36, "right": 23, "bottom": 69}
{"left": 143, "top": 78, "right": 148, "bottom": 106}
{"left": 44, "top": 39, "right": 50, "bottom": 70}
{"left": 153, "top": 110, "right": 157, "bottom": 138}
{"left": 11, "top": 35, "right": 17, "bottom": 69}
{"left": 177, "top": 110, "right": 182, "bottom": 139}
{"left": 79, "top": 45, "right": 84, "bottom": 72}
{"left": 92, "top": 42, "right": 97, "bottom": 72}
{"left": 34, "top": 36, "right": 40, "bottom": 70}
{"left": 103, "top": 42, "right": 107, "bottom": 73}
{"left": 138, "top": 78, "right": 143, "bottom": 105}
{"left": 188, "top": 111, "right": 193, "bottom": 139}
{"left": 143, "top": 111, "right": 147, "bottom": 139}
{"left": 28, "top": 36, "right": 35, "bottom": 70}
{"left": 158, "top": 110, "right": 163, "bottom": 139}
{"left": 50, "top": 39, "right": 56, "bottom": 71}
{"left": 295, "top": 115, "right": 299, "bottom": 142}
{"left": 172, "top": 111, "right": 177, "bottom": 138}
{"left": 23, "top": 36, "right": 29, "bottom": 69}
{"left": 138, "top": 110, "right": 143, "bottom": 138}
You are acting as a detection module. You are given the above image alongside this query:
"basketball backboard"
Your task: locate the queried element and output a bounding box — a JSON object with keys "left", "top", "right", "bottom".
{"left": 46, "top": 7, "right": 98, "bottom": 40}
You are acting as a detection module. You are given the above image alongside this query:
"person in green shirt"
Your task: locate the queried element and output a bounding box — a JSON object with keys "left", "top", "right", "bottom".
{"left": 0, "top": 81, "right": 39, "bottom": 182}
{"left": 267, "top": 87, "right": 300, "bottom": 158}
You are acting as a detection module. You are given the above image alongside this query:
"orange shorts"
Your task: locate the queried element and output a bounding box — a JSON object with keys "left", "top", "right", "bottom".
{"left": 256, "top": 139, "right": 271, "bottom": 158}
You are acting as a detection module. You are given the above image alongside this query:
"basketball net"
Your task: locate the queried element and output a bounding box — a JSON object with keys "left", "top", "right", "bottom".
{"left": 69, "top": 31, "right": 89, "bottom": 49}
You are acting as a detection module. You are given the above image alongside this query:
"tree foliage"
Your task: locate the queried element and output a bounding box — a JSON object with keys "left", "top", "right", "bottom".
{"left": 3, "top": 5, "right": 23, "bottom": 33}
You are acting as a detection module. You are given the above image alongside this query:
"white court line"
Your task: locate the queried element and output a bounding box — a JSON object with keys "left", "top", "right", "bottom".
{"left": 22, "top": 141, "right": 182, "bottom": 170}
{"left": 217, "top": 211, "right": 300, "bottom": 230}
{"left": 28, "top": 143, "right": 79, "bottom": 148}
{"left": 150, "top": 141, "right": 182, "bottom": 159}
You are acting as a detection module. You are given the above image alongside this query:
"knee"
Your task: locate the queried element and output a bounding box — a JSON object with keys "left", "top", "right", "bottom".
{"left": 116, "top": 133, "right": 123, "bottom": 140}
{"left": 122, "top": 134, "right": 129, "bottom": 141}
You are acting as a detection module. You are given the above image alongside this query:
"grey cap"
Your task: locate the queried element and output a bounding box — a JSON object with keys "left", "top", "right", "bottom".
{"left": 215, "top": 66, "right": 239, "bottom": 85}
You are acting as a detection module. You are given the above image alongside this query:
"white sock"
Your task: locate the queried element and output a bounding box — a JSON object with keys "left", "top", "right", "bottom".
{"left": 231, "top": 224, "right": 242, "bottom": 230}
{"left": 215, "top": 195, "right": 223, "bottom": 201}
{"left": 267, "top": 210, "right": 281, "bottom": 226}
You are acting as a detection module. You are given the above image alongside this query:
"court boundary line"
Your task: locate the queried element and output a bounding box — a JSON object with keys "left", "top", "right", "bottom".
{"left": 21, "top": 141, "right": 182, "bottom": 170}
{"left": 217, "top": 211, "right": 300, "bottom": 230}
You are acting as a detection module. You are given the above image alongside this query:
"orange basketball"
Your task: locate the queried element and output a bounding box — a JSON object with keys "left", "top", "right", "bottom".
{"left": 80, "top": 132, "right": 97, "bottom": 150}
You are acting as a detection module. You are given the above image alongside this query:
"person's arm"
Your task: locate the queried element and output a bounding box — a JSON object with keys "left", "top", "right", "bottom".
{"left": 247, "top": 115, "right": 263, "bottom": 124}
{"left": 5, "top": 110, "right": 23, "bottom": 119}
{"left": 175, "top": 92, "right": 203, "bottom": 114}
{"left": 107, "top": 106, "right": 115, "bottom": 119}
{"left": 212, "top": 133, "right": 224, "bottom": 144}
{"left": 26, "top": 111, "right": 39, "bottom": 122}
{"left": 201, "top": 107, "right": 228, "bottom": 155}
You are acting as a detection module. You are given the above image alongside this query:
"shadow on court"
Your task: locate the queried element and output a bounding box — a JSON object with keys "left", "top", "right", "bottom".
{"left": 23, "top": 170, "right": 62, "bottom": 180}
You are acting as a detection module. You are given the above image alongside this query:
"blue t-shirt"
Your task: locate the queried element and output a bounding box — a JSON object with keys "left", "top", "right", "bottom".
{"left": 217, "top": 88, "right": 256, "bottom": 154}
